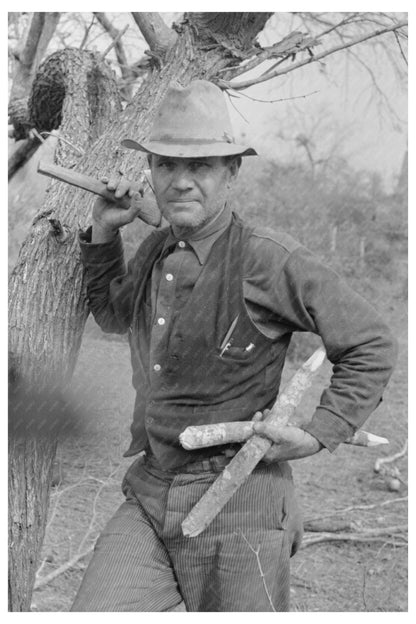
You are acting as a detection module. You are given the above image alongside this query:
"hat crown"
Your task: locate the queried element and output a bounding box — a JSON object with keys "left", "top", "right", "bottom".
{"left": 150, "top": 80, "right": 235, "bottom": 146}
{"left": 121, "top": 80, "right": 256, "bottom": 157}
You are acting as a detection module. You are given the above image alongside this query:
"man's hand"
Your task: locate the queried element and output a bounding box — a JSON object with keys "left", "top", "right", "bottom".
{"left": 91, "top": 172, "right": 146, "bottom": 243}
{"left": 252, "top": 411, "right": 323, "bottom": 463}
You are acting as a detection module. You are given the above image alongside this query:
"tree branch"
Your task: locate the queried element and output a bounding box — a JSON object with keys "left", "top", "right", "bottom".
{"left": 20, "top": 12, "right": 60, "bottom": 69}
{"left": 95, "top": 13, "right": 129, "bottom": 69}
{"left": 18, "top": 13, "right": 45, "bottom": 68}
{"left": 219, "top": 20, "right": 408, "bottom": 91}
{"left": 131, "top": 12, "right": 177, "bottom": 56}
{"left": 301, "top": 524, "right": 408, "bottom": 549}
{"left": 8, "top": 137, "right": 41, "bottom": 179}
{"left": 217, "top": 31, "right": 319, "bottom": 81}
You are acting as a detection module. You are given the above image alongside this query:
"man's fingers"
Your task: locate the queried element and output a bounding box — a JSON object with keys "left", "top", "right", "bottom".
{"left": 251, "top": 411, "right": 263, "bottom": 423}
{"left": 114, "top": 176, "right": 132, "bottom": 198}
{"left": 106, "top": 172, "right": 121, "bottom": 191}
{"left": 253, "top": 421, "right": 284, "bottom": 443}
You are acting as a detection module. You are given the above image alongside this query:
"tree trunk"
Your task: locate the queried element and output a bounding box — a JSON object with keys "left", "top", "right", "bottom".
{"left": 8, "top": 13, "right": 272, "bottom": 610}
{"left": 8, "top": 47, "right": 122, "bottom": 611}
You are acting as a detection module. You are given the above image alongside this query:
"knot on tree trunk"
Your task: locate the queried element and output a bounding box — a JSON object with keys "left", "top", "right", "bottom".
{"left": 185, "top": 12, "right": 272, "bottom": 61}
{"left": 29, "top": 48, "right": 120, "bottom": 138}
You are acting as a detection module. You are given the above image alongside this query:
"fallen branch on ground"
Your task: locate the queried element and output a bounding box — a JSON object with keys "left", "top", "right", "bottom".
{"left": 304, "top": 496, "right": 408, "bottom": 523}
{"left": 34, "top": 466, "right": 120, "bottom": 590}
{"left": 301, "top": 524, "right": 407, "bottom": 549}
{"left": 374, "top": 439, "right": 408, "bottom": 473}
{"left": 34, "top": 547, "right": 93, "bottom": 589}
{"left": 303, "top": 518, "right": 357, "bottom": 533}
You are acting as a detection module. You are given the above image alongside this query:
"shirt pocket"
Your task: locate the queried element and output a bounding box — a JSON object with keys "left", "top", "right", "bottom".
{"left": 217, "top": 343, "right": 257, "bottom": 362}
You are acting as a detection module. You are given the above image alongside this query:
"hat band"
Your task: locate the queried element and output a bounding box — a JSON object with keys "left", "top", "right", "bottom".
{"left": 152, "top": 134, "right": 236, "bottom": 145}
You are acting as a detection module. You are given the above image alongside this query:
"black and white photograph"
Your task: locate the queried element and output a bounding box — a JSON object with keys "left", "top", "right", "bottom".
{"left": 7, "top": 8, "right": 408, "bottom": 613}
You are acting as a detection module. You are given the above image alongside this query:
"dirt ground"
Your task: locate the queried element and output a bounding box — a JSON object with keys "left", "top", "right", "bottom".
{"left": 31, "top": 298, "right": 408, "bottom": 612}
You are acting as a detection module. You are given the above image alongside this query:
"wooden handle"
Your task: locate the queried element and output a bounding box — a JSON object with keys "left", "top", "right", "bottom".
{"left": 181, "top": 347, "right": 327, "bottom": 537}
{"left": 37, "top": 161, "right": 162, "bottom": 227}
{"left": 180, "top": 421, "right": 388, "bottom": 450}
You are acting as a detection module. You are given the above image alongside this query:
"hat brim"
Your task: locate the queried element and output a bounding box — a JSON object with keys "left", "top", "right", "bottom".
{"left": 121, "top": 138, "right": 257, "bottom": 158}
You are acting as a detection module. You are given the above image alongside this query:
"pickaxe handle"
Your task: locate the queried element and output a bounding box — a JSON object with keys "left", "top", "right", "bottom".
{"left": 37, "top": 161, "right": 162, "bottom": 227}
{"left": 181, "top": 347, "right": 326, "bottom": 538}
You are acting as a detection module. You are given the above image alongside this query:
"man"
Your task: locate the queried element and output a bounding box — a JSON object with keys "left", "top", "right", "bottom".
{"left": 72, "top": 80, "right": 397, "bottom": 612}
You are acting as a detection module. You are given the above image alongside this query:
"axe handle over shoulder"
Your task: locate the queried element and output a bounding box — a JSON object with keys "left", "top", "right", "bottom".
{"left": 37, "top": 161, "right": 161, "bottom": 227}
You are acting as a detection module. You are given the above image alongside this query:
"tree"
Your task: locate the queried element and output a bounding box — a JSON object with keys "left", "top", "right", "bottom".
{"left": 8, "top": 12, "right": 60, "bottom": 178}
{"left": 8, "top": 11, "right": 407, "bottom": 611}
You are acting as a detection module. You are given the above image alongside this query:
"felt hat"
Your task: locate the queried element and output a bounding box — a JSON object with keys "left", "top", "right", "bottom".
{"left": 122, "top": 80, "right": 256, "bottom": 158}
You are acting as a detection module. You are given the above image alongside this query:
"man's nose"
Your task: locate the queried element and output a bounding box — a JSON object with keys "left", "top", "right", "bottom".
{"left": 172, "top": 167, "right": 194, "bottom": 190}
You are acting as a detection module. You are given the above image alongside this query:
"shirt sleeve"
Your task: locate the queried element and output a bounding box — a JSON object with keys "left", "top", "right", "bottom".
{"left": 79, "top": 227, "right": 135, "bottom": 334}
{"left": 255, "top": 242, "right": 398, "bottom": 452}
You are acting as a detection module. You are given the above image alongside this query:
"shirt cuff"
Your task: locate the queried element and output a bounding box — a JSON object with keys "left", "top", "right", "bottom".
{"left": 79, "top": 226, "right": 123, "bottom": 264}
{"left": 301, "top": 406, "right": 355, "bottom": 453}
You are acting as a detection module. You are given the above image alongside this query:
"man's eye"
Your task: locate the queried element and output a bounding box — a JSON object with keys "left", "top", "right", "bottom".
{"left": 158, "top": 161, "right": 174, "bottom": 170}
{"left": 189, "top": 161, "right": 208, "bottom": 172}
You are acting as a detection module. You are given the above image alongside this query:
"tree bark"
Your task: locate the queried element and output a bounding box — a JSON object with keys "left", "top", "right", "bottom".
{"left": 8, "top": 47, "right": 122, "bottom": 611}
{"left": 8, "top": 13, "right": 272, "bottom": 610}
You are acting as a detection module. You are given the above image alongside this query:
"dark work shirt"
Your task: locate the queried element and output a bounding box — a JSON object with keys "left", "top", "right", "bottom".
{"left": 79, "top": 205, "right": 397, "bottom": 453}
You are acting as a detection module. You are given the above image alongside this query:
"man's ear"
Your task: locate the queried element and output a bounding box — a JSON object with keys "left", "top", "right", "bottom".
{"left": 229, "top": 156, "right": 242, "bottom": 181}
{"left": 147, "top": 154, "right": 153, "bottom": 168}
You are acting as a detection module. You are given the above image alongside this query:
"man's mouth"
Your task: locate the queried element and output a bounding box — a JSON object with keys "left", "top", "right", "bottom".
{"left": 168, "top": 199, "right": 199, "bottom": 203}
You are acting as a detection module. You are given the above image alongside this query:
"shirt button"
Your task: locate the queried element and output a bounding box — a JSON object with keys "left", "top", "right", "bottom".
{"left": 166, "top": 273, "right": 173, "bottom": 281}
{"left": 153, "top": 364, "right": 161, "bottom": 371}
{"left": 157, "top": 317, "right": 165, "bottom": 326}
{"left": 178, "top": 241, "right": 186, "bottom": 248}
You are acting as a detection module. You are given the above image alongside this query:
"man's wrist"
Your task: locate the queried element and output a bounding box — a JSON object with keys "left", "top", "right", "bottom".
{"left": 302, "top": 430, "right": 323, "bottom": 455}
{"left": 91, "top": 221, "right": 118, "bottom": 244}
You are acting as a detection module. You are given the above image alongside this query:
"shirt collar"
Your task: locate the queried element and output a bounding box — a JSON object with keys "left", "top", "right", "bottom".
{"left": 162, "top": 204, "right": 232, "bottom": 265}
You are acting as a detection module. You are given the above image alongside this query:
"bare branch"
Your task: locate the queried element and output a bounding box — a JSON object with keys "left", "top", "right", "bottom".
{"left": 218, "top": 31, "right": 319, "bottom": 81}
{"left": 77, "top": 468, "right": 119, "bottom": 554}
{"left": 313, "top": 12, "right": 361, "bottom": 38}
{"left": 345, "top": 48, "right": 405, "bottom": 125}
{"left": 95, "top": 13, "right": 129, "bottom": 68}
{"left": 219, "top": 20, "right": 408, "bottom": 91}
{"left": 34, "top": 546, "right": 94, "bottom": 589}
{"left": 374, "top": 439, "right": 408, "bottom": 473}
{"left": 20, "top": 12, "right": 60, "bottom": 69}
{"left": 99, "top": 24, "right": 129, "bottom": 61}
{"left": 18, "top": 13, "right": 45, "bottom": 68}
{"left": 34, "top": 467, "right": 120, "bottom": 590}
{"left": 394, "top": 30, "right": 408, "bottom": 65}
{"left": 131, "top": 12, "right": 177, "bottom": 56}
{"left": 79, "top": 14, "right": 96, "bottom": 50}
{"left": 305, "top": 496, "right": 408, "bottom": 523}
{"left": 237, "top": 531, "right": 276, "bottom": 611}
{"left": 301, "top": 524, "right": 408, "bottom": 549}
{"left": 228, "top": 87, "right": 319, "bottom": 105}
{"left": 8, "top": 137, "right": 40, "bottom": 179}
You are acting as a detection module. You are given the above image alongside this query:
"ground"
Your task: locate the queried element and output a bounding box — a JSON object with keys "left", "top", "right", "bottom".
{"left": 31, "top": 297, "right": 407, "bottom": 612}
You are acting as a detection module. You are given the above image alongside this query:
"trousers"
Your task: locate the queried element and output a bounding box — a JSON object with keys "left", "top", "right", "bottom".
{"left": 71, "top": 454, "right": 303, "bottom": 612}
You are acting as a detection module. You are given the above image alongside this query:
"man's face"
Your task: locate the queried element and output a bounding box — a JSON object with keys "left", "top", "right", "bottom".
{"left": 149, "top": 155, "right": 239, "bottom": 236}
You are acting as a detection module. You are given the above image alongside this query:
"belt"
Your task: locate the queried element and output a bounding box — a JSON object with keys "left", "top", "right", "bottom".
{"left": 144, "top": 448, "right": 237, "bottom": 475}
{"left": 178, "top": 449, "right": 237, "bottom": 474}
